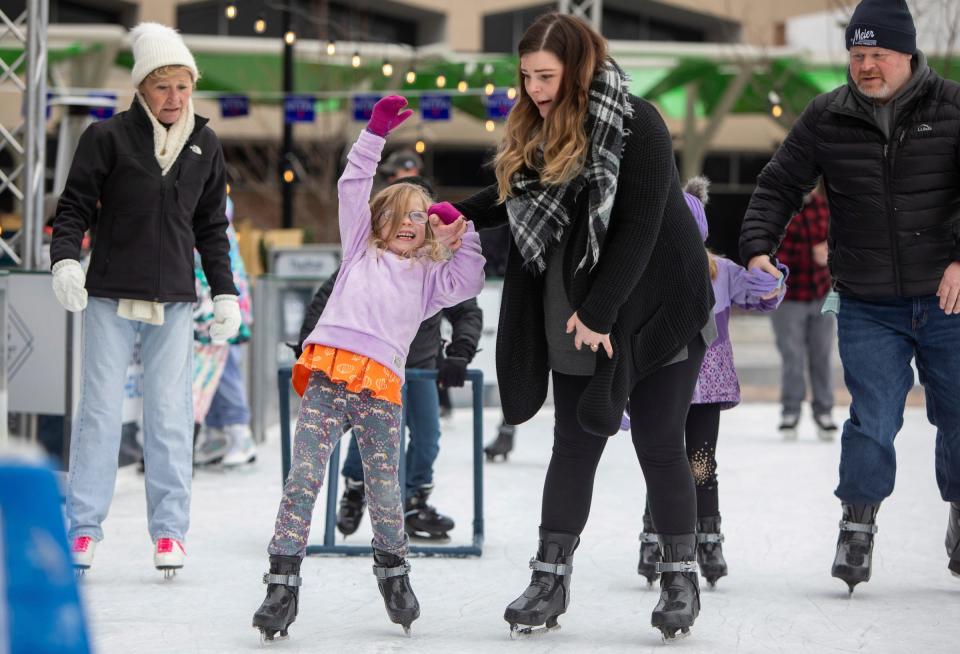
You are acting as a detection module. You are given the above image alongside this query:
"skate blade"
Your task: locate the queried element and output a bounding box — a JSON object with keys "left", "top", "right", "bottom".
{"left": 509, "top": 621, "right": 560, "bottom": 639}
{"left": 256, "top": 627, "right": 289, "bottom": 644}
{"left": 406, "top": 530, "right": 451, "bottom": 543}
{"left": 157, "top": 567, "right": 181, "bottom": 580}
{"left": 659, "top": 626, "right": 691, "bottom": 643}
{"left": 74, "top": 567, "right": 88, "bottom": 579}
{"left": 780, "top": 428, "right": 798, "bottom": 441}
{"left": 402, "top": 625, "right": 412, "bottom": 638}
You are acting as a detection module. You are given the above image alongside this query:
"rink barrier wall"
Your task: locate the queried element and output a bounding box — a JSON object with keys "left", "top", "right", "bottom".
{"left": 277, "top": 367, "right": 485, "bottom": 557}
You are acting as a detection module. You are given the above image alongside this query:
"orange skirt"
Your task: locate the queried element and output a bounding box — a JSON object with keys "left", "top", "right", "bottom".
{"left": 292, "top": 344, "right": 402, "bottom": 406}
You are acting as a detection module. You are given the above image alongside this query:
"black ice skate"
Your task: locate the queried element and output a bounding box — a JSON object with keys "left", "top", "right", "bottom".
{"left": 484, "top": 423, "right": 515, "bottom": 462}
{"left": 831, "top": 503, "right": 879, "bottom": 595}
{"left": 637, "top": 510, "right": 661, "bottom": 586}
{"left": 651, "top": 534, "right": 700, "bottom": 642}
{"left": 404, "top": 484, "right": 455, "bottom": 540}
{"left": 336, "top": 478, "right": 366, "bottom": 536}
{"left": 779, "top": 412, "right": 800, "bottom": 441}
{"left": 946, "top": 502, "right": 960, "bottom": 577}
{"left": 696, "top": 515, "right": 728, "bottom": 588}
{"left": 252, "top": 555, "right": 302, "bottom": 642}
{"left": 373, "top": 549, "right": 420, "bottom": 636}
{"left": 504, "top": 529, "right": 578, "bottom": 638}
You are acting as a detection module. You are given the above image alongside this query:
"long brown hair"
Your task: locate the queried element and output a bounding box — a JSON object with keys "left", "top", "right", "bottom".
{"left": 367, "top": 183, "right": 447, "bottom": 261}
{"left": 493, "top": 12, "right": 608, "bottom": 202}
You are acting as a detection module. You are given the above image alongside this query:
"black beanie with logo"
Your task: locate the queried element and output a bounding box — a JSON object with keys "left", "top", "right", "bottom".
{"left": 845, "top": 0, "right": 916, "bottom": 54}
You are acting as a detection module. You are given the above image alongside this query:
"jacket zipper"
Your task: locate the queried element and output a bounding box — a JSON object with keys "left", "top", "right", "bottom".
{"left": 157, "top": 176, "right": 165, "bottom": 300}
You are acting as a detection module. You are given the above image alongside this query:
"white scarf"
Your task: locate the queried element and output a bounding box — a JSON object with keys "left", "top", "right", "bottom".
{"left": 136, "top": 92, "right": 195, "bottom": 176}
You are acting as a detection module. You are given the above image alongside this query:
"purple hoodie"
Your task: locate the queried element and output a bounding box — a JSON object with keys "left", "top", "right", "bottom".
{"left": 302, "top": 130, "right": 485, "bottom": 382}
{"left": 691, "top": 256, "right": 783, "bottom": 409}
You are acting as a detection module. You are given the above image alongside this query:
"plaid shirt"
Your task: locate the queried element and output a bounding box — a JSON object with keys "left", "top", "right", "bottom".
{"left": 777, "top": 193, "right": 832, "bottom": 302}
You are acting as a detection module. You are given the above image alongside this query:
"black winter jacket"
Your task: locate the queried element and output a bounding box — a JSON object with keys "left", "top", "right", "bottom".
{"left": 297, "top": 266, "right": 483, "bottom": 369}
{"left": 740, "top": 70, "right": 960, "bottom": 298}
{"left": 455, "top": 96, "right": 714, "bottom": 436}
{"left": 51, "top": 99, "right": 236, "bottom": 301}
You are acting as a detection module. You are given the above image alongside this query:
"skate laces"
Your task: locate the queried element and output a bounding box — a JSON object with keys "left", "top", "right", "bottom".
{"left": 156, "top": 538, "right": 184, "bottom": 554}
{"left": 72, "top": 536, "right": 92, "bottom": 552}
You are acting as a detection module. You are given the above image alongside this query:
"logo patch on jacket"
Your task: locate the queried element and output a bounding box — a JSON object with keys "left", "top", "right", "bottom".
{"left": 190, "top": 144, "right": 202, "bottom": 155}
{"left": 916, "top": 123, "right": 933, "bottom": 133}
{"left": 850, "top": 28, "right": 877, "bottom": 47}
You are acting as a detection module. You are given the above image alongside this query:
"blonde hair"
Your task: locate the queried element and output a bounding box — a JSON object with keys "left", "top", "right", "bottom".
{"left": 367, "top": 183, "right": 447, "bottom": 262}
{"left": 139, "top": 64, "right": 199, "bottom": 90}
{"left": 707, "top": 249, "right": 718, "bottom": 280}
{"left": 494, "top": 13, "right": 608, "bottom": 202}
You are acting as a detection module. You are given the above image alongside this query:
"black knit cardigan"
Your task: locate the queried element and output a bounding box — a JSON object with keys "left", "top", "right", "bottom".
{"left": 454, "top": 96, "right": 713, "bottom": 436}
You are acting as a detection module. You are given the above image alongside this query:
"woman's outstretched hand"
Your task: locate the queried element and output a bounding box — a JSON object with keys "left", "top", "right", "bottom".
{"left": 366, "top": 95, "right": 413, "bottom": 137}
{"left": 566, "top": 312, "right": 613, "bottom": 358}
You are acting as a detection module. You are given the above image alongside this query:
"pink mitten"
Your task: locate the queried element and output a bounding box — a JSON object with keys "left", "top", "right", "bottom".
{"left": 427, "top": 201, "right": 463, "bottom": 225}
{"left": 367, "top": 95, "right": 413, "bottom": 137}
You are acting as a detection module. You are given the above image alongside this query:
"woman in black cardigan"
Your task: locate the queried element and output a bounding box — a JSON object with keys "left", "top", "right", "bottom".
{"left": 450, "top": 13, "right": 714, "bottom": 641}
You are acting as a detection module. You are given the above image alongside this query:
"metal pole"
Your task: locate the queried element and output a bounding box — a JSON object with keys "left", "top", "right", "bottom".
{"left": 281, "top": 9, "right": 294, "bottom": 230}
{"left": 23, "top": 0, "right": 48, "bottom": 270}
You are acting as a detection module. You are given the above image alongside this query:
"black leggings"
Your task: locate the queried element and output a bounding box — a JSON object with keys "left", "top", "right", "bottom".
{"left": 541, "top": 336, "right": 706, "bottom": 536}
{"left": 685, "top": 403, "right": 721, "bottom": 517}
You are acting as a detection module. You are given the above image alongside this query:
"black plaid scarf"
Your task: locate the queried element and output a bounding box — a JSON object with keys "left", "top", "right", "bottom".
{"left": 506, "top": 59, "right": 633, "bottom": 274}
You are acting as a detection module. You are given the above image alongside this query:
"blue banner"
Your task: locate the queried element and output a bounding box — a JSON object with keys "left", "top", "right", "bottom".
{"left": 421, "top": 94, "right": 451, "bottom": 121}
{"left": 284, "top": 95, "right": 316, "bottom": 123}
{"left": 485, "top": 91, "right": 515, "bottom": 119}
{"left": 88, "top": 92, "right": 117, "bottom": 120}
{"left": 219, "top": 94, "right": 250, "bottom": 118}
{"left": 352, "top": 94, "right": 381, "bottom": 121}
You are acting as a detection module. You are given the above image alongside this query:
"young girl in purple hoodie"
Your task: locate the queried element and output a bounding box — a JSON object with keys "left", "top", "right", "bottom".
{"left": 634, "top": 178, "right": 786, "bottom": 589}
{"left": 252, "top": 96, "right": 485, "bottom": 641}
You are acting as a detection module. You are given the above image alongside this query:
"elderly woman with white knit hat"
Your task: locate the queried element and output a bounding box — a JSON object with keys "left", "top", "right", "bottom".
{"left": 50, "top": 23, "right": 240, "bottom": 578}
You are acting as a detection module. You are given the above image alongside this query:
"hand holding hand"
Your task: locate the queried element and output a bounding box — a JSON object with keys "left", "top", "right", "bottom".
{"left": 427, "top": 202, "right": 463, "bottom": 226}
{"left": 367, "top": 95, "right": 413, "bottom": 137}
{"left": 52, "top": 259, "right": 88, "bottom": 312}
{"left": 209, "top": 295, "right": 241, "bottom": 343}
{"left": 437, "top": 356, "right": 468, "bottom": 388}
{"left": 566, "top": 312, "right": 613, "bottom": 358}
{"left": 429, "top": 214, "right": 467, "bottom": 251}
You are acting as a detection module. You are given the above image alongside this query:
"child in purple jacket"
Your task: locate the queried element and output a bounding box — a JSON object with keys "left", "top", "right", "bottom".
{"left": 635, "top": 177, "right": 786, "bottom": 589}
{"left": 252, "top": 96, "right": 485, "bottom": 641}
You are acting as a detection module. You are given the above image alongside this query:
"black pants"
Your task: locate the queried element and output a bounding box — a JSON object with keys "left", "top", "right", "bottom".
{"left": 686, "top": 403, "right": 721, "bottom": 517}
{"left": 541, "top": 336, "right": 706, "bottom": 536}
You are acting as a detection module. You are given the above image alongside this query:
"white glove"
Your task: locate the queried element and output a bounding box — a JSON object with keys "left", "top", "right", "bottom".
{"left": 209, "top": 294, "right": 241, "bottom": 343}
{"left": 52, "top": 259, "right": 88, "bottom": 312}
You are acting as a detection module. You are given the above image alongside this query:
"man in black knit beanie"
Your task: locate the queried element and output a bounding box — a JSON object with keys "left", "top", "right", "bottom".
{"left": 740, "top": 0, "right": 960, "bottom": 593}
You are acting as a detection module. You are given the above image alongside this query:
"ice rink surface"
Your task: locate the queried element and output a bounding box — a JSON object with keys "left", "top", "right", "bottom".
{"left": 80, "top": 404, "right": 959, "bottom": 653}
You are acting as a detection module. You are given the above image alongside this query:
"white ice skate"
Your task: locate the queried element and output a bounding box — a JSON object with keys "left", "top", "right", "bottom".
{"left": 779, "top": 413, "right": 799, "bottom": 441}
{"left": 220, "top": 424, "right": 257, "bottom": 468}
{"left": 194, "top": 427, "right": 229, "bottom": 465}
{"left": 154, "top": 538, "right": 186, "bottom": 579}
{"left": 71, "top": 536, "right": 96, "bottom": 577}
{"left": 814, "top": 413, "right": 838, "bottom": 442}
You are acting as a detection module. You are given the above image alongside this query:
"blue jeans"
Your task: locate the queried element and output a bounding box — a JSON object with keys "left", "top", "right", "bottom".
{"left": 342, "top": 376, "right": 440, "bottom": 496}
{"left": 836, "top": 294, "right": 960, "bottom": 504}
{"left": 66, "top": 298, "right": 194, "bottom": 542}
{"left": 205, "top": 345, "right": 251, "bottom": 428}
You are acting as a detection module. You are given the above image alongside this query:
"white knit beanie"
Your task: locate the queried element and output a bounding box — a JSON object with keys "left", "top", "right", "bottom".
{"left": 130, "top": 23, "right": 199, "bottom": 88}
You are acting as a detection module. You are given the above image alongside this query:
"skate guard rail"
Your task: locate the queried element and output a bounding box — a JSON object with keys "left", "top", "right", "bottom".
{"left": 277, "top": 367, "right": 485, "bottom": 557}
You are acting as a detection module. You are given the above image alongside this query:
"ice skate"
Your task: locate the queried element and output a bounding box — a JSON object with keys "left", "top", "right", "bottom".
{"left": 337, "top": 478, "right": 366, "bottom": 536}
{"left": 504, "top": 529, "right": 578, "bottom": 638}
{"left": 779, "top": 412, "right": 799, "bottom": 441}
{"left": 373, "top": 549, "right": 419, "bottom": 636}
{"left": 696, "top": 515, "right": 728, "bottom": 588}
{"left": 71, "top": 536, "right": 96, "bottom": 577}
{"left": 253, "top": 555, "right": 302, "bottom": 642}
{"left": 637, "top": 510, "right": 661, "bottom": 586}
{"left": 651, "top": 534, "right": 700, "bottom": 642}
{"left": 404, "top": 484, "right": 454, "bottom": 540}
{"left": 154, "top": 537, "right": 185, "bottom": 579}
{"left": 946, "top": 502, "right": 960, "bottom": 578}
{"left": 831, "top": 503, "right": 879, "bottom": 595}
{"left": 220, "top": 424, "right": 257, "bottom": 467}
{"left": 813, "top": 413, "right": 838, "bottom": 442}
{"left": 484, "top": 424, "right": 515, "bottom": 462}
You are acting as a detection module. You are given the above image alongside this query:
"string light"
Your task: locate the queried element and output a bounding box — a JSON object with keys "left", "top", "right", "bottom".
{"left": 484, "top": 120, "right": 495, "bottom": 132}
{"left": 457, "top": 79, "right": 468, "bottom": 93}
{"left": 436, "top": 74, "right": 446, "bottom": 88}
{"left": 405, "top": 68, "right": 417, "bottom": 84}
{"left": 415, "top": 140, "right": 426, "bottom": 153}
{"left": 254, "top": 14, "right": 266, "bottom": 33}
{"left": 351, "top": 51, "right": 361, "bottom": 68}
{"left": 282, "top": 169, "right": 295, "bottom": 184}
{"left": 771, "top": 104, "right": 783, "bottom": 118}
{"left": 326, "top": 39, "right": 336, "bottom": 56}
{"left": 284, "top": 30, "right": 296, "bottom": 45}
{"left": 382, "top": 60, "right": 394, "bottom": 77}
{"left": 484, "top": 82, "right": 495, "bottom": 96}
{"left": 506, "top": 87, "right": 517, "bottom": 100}
{"left": 225, "top": 2, "right": 237, "bottom": 20}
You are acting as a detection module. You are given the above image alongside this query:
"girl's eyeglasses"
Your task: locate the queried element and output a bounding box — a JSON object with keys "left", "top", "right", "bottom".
{"left": 378, "top": 209, "right": 429, "bottom": 225}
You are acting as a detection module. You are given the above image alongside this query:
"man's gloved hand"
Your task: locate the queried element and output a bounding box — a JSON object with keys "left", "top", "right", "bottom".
{"left": 209, "top": 295, "right": 241, "bottom": 343}
{"left": 366, "top": 95, "right": 413, "bottom": 137}
{"left": 437, "top": 356, "right": 468, "bottom": 388}
{"left": 52, "top": 259, "right": 88, "bottom": 312}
